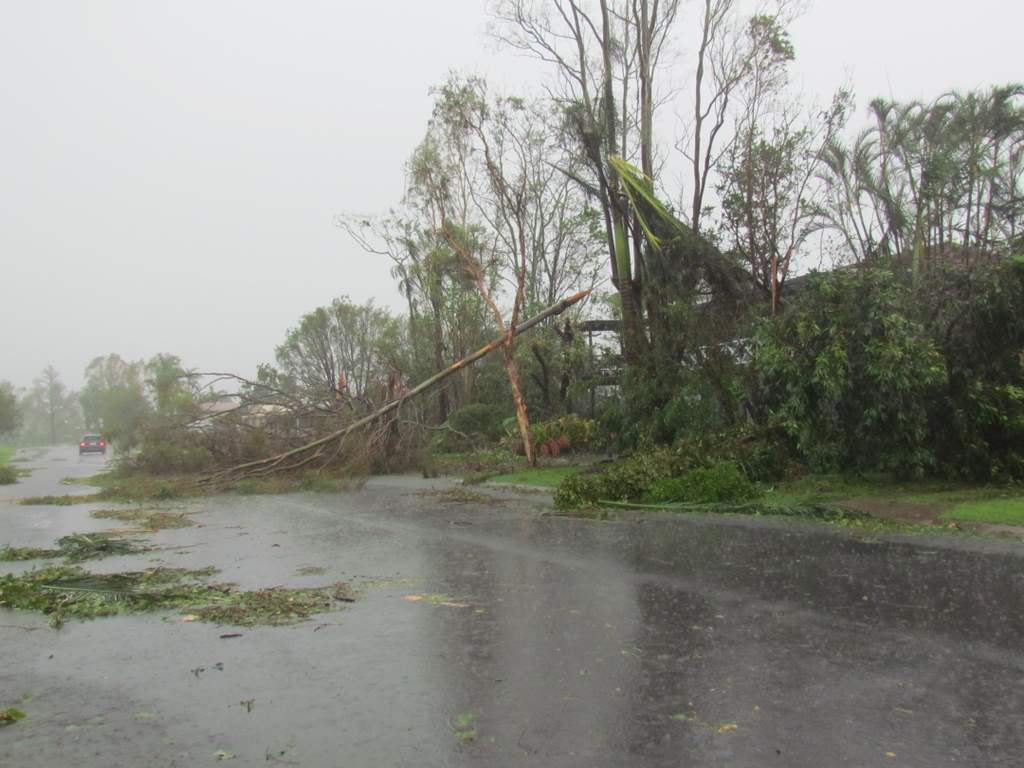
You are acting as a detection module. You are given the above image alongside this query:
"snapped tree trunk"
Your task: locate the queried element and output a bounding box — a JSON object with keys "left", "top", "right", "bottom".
{"left": 504, "top": 344, "right": 535, "bottom": 466}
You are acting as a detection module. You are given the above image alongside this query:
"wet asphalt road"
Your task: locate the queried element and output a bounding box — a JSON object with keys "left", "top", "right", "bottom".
{"left": 2, "top": 447, "right": 1023, "bottom": 767}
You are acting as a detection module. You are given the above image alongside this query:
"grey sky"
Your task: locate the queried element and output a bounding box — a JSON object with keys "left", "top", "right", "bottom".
{"left": 2, "top": 0, "right": 1021, "bottom": 391}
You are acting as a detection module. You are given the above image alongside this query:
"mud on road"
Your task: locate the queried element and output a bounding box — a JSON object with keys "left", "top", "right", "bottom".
{"left": 2, "top": 446, "right": 1023, "bottom": 767}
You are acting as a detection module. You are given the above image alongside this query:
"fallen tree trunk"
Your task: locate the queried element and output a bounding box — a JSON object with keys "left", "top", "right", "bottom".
{"left": 202, "top": 289, "right": 591, "bottom": 486}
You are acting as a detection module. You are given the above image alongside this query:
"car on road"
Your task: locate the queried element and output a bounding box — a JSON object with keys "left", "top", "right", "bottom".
{"left": 79, "top": 434, "right": 107, "bottom": 455}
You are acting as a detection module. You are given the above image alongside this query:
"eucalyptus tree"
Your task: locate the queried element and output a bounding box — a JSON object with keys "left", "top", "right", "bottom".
{"left": 429, "top": 75, "right": 565, "bottom": 464}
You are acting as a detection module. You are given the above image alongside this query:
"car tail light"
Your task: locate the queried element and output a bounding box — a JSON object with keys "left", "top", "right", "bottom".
{"left": 80, "top": 442, "right": 85, "bottom": 447}
{"left": 99, "top": 441, "right": 106, "bottom": 447}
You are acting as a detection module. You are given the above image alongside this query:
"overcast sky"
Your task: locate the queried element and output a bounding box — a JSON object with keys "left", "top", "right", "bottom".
{"left": 2, "top": 0, "right": 1021, "bottom": 391}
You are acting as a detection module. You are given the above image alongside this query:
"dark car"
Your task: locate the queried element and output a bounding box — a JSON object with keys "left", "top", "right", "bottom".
{"left": 79, "top": 434, "right": 107, "bottom": 455}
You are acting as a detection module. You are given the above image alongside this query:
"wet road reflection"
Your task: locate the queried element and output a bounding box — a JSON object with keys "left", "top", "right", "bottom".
{"left": 371, "top": 488, "right": 1024, "bottom": 765}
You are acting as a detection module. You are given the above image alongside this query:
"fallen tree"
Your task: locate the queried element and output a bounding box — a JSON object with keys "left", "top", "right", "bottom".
{"left": 200, "top": 289, "right": 591, "bottom": 487}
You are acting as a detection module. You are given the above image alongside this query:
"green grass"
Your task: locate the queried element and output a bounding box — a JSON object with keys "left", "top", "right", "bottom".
{"left": 941, "top": 497, "right": 1024, "bottom": 526}
{"left": 487, "top": 466, "right": 581, "bottom": 488}
{"left": 761, "top": 474, "right": 1018, "bottom": 508}
{"left": 0, "top": 446, "right": 15, "bottom": 466}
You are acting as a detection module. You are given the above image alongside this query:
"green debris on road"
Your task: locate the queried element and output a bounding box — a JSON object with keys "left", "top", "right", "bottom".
{"left": 0, "top": 565, "right": 356, "bottom": 629}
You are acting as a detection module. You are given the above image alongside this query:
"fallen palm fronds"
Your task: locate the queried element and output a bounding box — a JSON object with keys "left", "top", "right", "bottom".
{"left": 1, "top": 534, "right": 148, "bottom": 563}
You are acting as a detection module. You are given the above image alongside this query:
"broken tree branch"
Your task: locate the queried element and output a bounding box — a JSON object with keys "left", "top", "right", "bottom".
{"left": 202, "top": 289, "right": 591, "bottom": 485}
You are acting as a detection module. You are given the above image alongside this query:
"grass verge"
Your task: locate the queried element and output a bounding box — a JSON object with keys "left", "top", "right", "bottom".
{"left": 486, "top": 466, "right": 580, "bottom": 488}
{"left": 940, "top": 497, "right": 1024, "bottom": 526}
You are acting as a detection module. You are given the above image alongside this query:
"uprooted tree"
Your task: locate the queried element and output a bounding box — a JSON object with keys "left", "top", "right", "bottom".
{"left": 196, "top": 289, "right": 590, "bottom": 488}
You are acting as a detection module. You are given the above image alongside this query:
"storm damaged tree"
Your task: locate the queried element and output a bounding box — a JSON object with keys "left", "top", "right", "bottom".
{"left": 340, "top": 139, "right": 499, "bottom": 425}
{"left": 714, "top": 12, "right": 849, "bottom": 312}
{"left": 490, "top": 0, "right": 681, "bottom": 365}
{"left": 430, "top": 76, "right": 555, "bottom": 465}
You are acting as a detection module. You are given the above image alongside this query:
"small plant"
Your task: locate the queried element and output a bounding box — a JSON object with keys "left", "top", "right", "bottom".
{"left": 0, "top": 466, "right": 17, "bottom": 485}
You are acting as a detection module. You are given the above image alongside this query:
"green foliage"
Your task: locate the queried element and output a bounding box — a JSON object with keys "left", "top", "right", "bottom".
{"left": 19, "top": 495, "right": 82, "bottom": 506}
{"left": 144, "top": 354, "right": 198, "bottom": 422}
{"left": 275, "top": 296, "right": 404, "bottom": 406}
{"left": 645, "top": 462, "right": 761, "bottom": 504}
{"left": 437, "top": 403, "right": 509, "bottom": 451}
{"left": 131, "top": 436, "right": 213, "bottom": 475}
{"left": 923, "top": 256, "right": 1024, "bottom": 479}
{"left": 755, "top": 264, "right": 946, "bottom": 476}
{"left": 529, "top": 414, "right": 598, "bottom": 451}
{"left": 553, "top": 448, "right": 691, "bottom": 509}
{"left": 0, "top": 708, "right": 26, "bottom": 725}
{"left": 0, "top": 465, "right": 17, "bottom": 485}
{"left": 0, "top": 565, "right": 353, "bottom": 629}
{"left": 1, "top": 545, "right": 58, "bottom": 561}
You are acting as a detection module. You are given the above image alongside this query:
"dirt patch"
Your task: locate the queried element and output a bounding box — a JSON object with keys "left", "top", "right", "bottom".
{"left": 836, "top": 497, "right": 952, "bottom": 525}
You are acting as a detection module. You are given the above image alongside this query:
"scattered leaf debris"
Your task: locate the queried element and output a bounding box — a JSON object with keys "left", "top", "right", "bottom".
{"left": 403, "top": 593, "right": 469, "bottom": 608}
{"left": 90, "top": 508, "right": 194, "bottom": 531}
{"left": 0, "top": 565, "right": 356, "bottom": 629}
{"left": 0, "top": 708, "right": 26, "bottom": 726}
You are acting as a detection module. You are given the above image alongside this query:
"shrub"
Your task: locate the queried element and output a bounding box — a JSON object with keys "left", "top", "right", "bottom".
{"left": 645, "top": 462, "right": 761, "bottom": 504}
{"left": 435, "top": 404, "right": 509, "bottom": 451}
{"left": 530, "top": 414, "right": 598, "bottom": 454}
{"left": 754, "top": 264, "right": 947, "bottom": 477}
{"left": 922, "top": 256, "right": 1024, "bottom": 480}
{"left": 130, "top": 441, "right": 212, "bottom": 475}
{"left": 0, "top": 465, "right": 17, "bottom": 485}
{"left": 553, "top": 448, "right": 692, "bottom": 509}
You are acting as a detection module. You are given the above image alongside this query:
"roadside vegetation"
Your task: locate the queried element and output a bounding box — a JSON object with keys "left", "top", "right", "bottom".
{"left": 0, "top": 446, "right": 16, "bottom": 485}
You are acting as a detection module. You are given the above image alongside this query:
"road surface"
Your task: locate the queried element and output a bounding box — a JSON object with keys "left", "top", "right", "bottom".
{"left": 1, "top": 446, "right": 1022, "bottom": 766}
